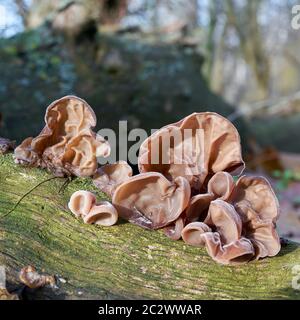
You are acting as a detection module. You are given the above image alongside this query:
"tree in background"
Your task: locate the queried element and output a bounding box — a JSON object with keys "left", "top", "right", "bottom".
{"left": 2, "top": 0, "right": 300, "bottom": 109}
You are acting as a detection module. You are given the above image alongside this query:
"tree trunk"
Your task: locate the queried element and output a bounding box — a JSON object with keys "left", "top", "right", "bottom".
{"left": 0, "top": 154, "right": 300, "bottom": 300}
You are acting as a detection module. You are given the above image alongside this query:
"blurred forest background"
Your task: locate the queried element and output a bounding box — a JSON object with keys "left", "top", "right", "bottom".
{"left": 1, "top": 0, "right": 300, "bottom": 241}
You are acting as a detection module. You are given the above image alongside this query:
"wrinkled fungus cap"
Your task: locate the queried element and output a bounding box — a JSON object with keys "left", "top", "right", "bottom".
{"left": 232, "top": 175, "right": 281, "bottom": 259}
{"left": 68, "top": 190, "right": 96, "bottom": 218}
{"left": 182, "top": 174, "right": 281, "bottom": 264}
{"left": 138, "top": 112, "right": 244, "bottom": 191}
{"left": 68, "top": 190, "right": 118, "bottom": 226}
{"left": 93, "top": 161, "right": 133, "bottom": 197}
{"left": 112, "top": 172, "right": 191, "bottom": 229}
{"left": 182, "top": 200, "right": 255, "bottom": 265}
{"left": 14, "top": 96, "right": 110, "bottom": 177}
{"left": 83, "top": 201, "right": 118, "bottom": 226}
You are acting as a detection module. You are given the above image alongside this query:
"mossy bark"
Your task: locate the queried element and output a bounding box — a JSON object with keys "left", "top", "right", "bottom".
{"left": 0, "top": 154, "right": 300, "bottom": 300}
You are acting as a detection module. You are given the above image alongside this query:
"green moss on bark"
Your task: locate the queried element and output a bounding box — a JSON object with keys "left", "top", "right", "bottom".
{"left": 0, "top": 154, "right": 300, "bottom": 299}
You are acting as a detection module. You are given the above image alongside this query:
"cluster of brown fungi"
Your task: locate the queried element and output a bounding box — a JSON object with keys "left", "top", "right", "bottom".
{"left": 14, "top": 96, "right": 281, "bottom": 265}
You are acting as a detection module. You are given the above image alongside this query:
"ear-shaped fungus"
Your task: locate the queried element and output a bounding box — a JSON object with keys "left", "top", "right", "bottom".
{"left": 138, "top": 112, "right": 244, "bottom": 191}
{"left": 166, "top": 172, "right": 235, "bottom": 242}
{"left": 68, "top": 190, "right": 96, "bottom": 218}
{"left": 93, "top": 161, "right": 133, "bottom": 197}
{"left": 83, "top": 201, "right": 118, "bottom": 226}
{"left": 14, "top": 96, "right": 110, "bottom": 177}
{"left": 68, "top": 190, "right": 118, "bottom": 226}
{"left": 112, "top": 172, "right": 191, "bottom": 229}
{"left": 186, "top": 171, "right": 235, "bottom": 223}
{"left": 162, "top": 214, "right": 186, "bottom": 240}
{"left": 232, "top": 176, "right": 281, "bottom": 259}
{"left": 182, "top": 200, "right": 255, "bottom": 265}
{"left": 182, "top": 173, "right": 281, "bottom": 263}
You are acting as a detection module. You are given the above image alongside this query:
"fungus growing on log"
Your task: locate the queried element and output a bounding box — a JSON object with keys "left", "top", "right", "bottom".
{"left": 182, "top": 201, "right": 255, "bottom": 265}
{"left": 11, "top": 99, "right": 282, "bottom": 266}
{"left": 0, "top": 137, "right": 15, "bottom": 155}
{"left": 162, "top": 214, "right": 186, "bottom": 240}
{"left": 68, "top": 190, "right": 118, "bottom": 226}
{"left": 83, "top": 201, "right": 118, "bottom": 226}
{"left": 112, "top": 172, "right": 191, "bottom": 229}
{"left": 14, "top": 96, "right": 110, "bottom": 177}
{"left": 19, "top": 266, "right": 56, "bottom": 289}
{"left": 138, "top": 112, "right": 244, "bottom": 192}
{"left": 181, "top": 173, "right": 281, "bottom": 264}
{"left": 68, "top": 190, "right": 96, "bottom": 218}
{"left": 232, "top": 175, "right": 281, "bottom": 259}
{"left": 186, "top": 171, "right": 235, "bottom": 223}
{"left": 93, "top": 160, "right": 133, "bottom": 197}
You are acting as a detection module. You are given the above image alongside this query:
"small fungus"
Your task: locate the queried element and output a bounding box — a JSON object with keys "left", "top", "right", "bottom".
{"left": 68, "top": 190, "right": 118, "bottom": 226}
{"left": 93, "top": 160, "right": 133, "bottom": 197}
{"left": 19, "top": 266, "right": 56, "bottom": 289}
{"left": 83, "top": 201, "right": 118, "bottom": 226}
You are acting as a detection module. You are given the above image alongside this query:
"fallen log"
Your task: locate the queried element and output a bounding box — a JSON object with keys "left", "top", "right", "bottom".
{"left": 0, "top": 154, "right": 300, "bottom": 299}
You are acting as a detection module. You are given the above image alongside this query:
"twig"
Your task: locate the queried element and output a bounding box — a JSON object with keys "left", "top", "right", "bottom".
{"left": 0, "top": 176, "right": 60, "bottom": 220}
{"left": 58, "top": 176, "right": 74, "bottom": 194}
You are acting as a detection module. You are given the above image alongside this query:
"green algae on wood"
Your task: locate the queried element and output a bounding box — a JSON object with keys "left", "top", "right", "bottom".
{"left": 0, "top": 153, "right": 300, "bottom": 300}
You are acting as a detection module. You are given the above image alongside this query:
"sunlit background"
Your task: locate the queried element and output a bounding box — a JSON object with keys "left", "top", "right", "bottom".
{"left": 1, "top": 0, "right": 300, "bottom": 241}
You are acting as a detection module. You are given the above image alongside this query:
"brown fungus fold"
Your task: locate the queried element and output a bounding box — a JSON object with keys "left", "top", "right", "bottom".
{"left": 231, "top": 175, "right": 281, "bottom": 259}
{"left": 68, "top": 190, "right": 118, "bottom": 226}
{"left": 19, "top": 266, "right": 56, "bottom": 289}
{"left": 186, "top": 171, "right": 235, "bottom": 223}
{"left": 182, "top": 173, "right": 281, "bottom": 264}
{"left": 162, "top": 214, "right": 186, "bottom": 240}
{"left": 138, "top": 112, "right": 244, "bottom": 192}
{"left": 14, "top": 96, "right": 110, "bottom": 177}
{"left": 112, "top": 172, "right": 191, "bottom": 229}
{"left": 68, "top": 190, "right": 96, "bottom": 218}
{"left": 93, "top": 160, "right": 133, "bottom": 197}
{"left": 182, "top": 200, "right": 255, "bottom": 265}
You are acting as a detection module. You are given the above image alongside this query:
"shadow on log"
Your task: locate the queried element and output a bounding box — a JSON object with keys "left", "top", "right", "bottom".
{"left": 0, "top": 154, "right": 300, "bottom": 300}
